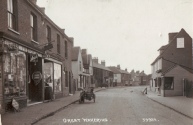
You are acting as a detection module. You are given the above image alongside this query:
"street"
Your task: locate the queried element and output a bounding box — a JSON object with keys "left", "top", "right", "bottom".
{"left": 36, "top": 87, "right": 193, "bottom": 125}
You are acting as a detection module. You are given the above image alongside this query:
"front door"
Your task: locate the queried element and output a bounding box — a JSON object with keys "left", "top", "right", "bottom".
{"left": 27, "top": 56, "right": 43, "bottom": 103}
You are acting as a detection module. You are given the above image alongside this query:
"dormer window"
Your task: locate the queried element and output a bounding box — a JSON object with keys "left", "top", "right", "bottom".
{"left": 177, "top": 38, "right": 184, "bottom": 48}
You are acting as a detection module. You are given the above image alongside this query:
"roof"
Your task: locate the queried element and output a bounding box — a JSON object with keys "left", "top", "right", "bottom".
{"left": 93, "top": 62, "right": 112, "bottom": 71}
{"left": 120, "top": 70, "right": 130, "bottom": 74}
{"left": 139, "top": 71, "right": 146, "bottom": 76}
{"left": 158, "top": 45, "right": 168, "bottom": 51}
{"left": 162, "top": 64, "right": 193, "bottom": 75}
{"left": 151, "top": 28, "right": 191, "bottom": 65}
{"left": 71, "top": 47, "right": 80, "bottom": 61}
{"left": 108, "top": 67, "right": 121, "bottom": 74}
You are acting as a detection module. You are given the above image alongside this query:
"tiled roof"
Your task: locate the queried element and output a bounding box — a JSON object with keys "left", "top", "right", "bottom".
{"left": 158, "top": 45, "right": 169, "bottom": 51}
{"left": 72, "top": 47, "right": 80, "bottom": 61}
{"left": 120, "top": 70, "right": 130, "bottom": 74}
{"left": 108, "top": 67, "right": 121, "bottom": 74}
{"left": 162, "top": 64, "right": 193, "bottom": 75}
{"left": 93, "top": 62, "right": 111, "bottom": 71}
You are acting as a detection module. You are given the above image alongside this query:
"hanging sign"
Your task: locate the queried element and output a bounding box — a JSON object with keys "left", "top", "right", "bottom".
{"left": 30, "top": 53, "right": 38, "bottom": 63}
{"left": 44, "top": 43, "right": 53, "bottom": 51}
{"left": 32, "top": 71, "right": 42, "bottom": 85}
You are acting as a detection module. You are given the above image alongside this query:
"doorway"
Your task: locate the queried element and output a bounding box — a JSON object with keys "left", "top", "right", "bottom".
{"left": 27, "top": 56, "right": 43, "bottom": 103}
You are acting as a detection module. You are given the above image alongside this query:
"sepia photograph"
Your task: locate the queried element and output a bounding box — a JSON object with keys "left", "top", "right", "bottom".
{"left": 0, "top": 0, "right": 193, "bottom": 124}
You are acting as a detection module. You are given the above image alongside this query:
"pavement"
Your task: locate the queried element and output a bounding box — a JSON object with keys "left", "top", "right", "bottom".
{"left": 1, "top": 87, "right": 106, "bottom": 125}
{"left": 145, "top": 87, "right": 193, "bottom": 119}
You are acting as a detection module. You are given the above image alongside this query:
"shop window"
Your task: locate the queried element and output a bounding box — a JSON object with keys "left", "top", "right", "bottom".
{"left": 164, "top": 77, "right": 174, "bottom": 90}
{"left": 54, "top": 63, "right": 62, "bottom": 93}
{"left": 7, "top": 0, "right": 18, "bottom": 31}
{"left": 4, "top": 51, "right": 26, "bottom": 98}
{"left": 44, "top": 62, "right": 53, "bottom": 90}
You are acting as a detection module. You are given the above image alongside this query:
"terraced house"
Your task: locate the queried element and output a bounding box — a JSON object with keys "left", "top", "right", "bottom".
{"left": 0, "top": 0, "right": 73, "bottom": 113}
{"left": 151, "top": 29, "right": 193, "bottom": 97}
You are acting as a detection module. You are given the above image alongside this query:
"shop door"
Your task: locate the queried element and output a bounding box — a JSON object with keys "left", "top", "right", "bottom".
{"left": 28, "top": 56, "right": 43, "bottom": 102}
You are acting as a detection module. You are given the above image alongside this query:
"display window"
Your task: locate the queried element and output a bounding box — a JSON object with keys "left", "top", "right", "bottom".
{"left": 4, "top": 51, "right": 27, "bottom": 98}
{"left": 44, "top": 62, "right": 54, "bottom": 90}
{"left": 54, "top": 63, "right": 61, "bottom": 93}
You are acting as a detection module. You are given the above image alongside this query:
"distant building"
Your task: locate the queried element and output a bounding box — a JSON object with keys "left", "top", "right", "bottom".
{"left": 93, "top": 58, "right": 113, "bottom": 87}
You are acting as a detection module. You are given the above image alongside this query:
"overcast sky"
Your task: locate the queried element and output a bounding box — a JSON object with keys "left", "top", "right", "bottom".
{"left": 37, "top": 0, "right": 193, "bottom": 74}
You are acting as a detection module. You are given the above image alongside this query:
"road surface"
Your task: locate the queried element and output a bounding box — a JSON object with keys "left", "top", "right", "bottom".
{"left": 36, "top": 86, "right": 193, "bottom": 125}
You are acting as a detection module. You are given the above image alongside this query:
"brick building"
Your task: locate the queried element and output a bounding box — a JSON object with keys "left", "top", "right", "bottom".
{"left": 151, "top": 29, "right": 193, "bottom": 97}
{"left": 93, "top": 58, "right": 113, "bottom": 87}
{"left": 0, "top": 0, "right": 73, "bottom": 113}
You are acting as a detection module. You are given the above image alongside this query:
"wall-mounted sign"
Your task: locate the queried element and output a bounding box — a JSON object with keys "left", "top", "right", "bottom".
{"left": 32, "top": 71, "right": 42, "bottom": 85}
{"left": 42, "top": 53, "right": 50, "bottom": 59}
{"left": 30, "top": 53, "right": 38, "bottom": 63}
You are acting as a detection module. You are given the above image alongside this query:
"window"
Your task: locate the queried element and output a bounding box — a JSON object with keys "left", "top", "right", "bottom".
{"left": 79, "top": 61, "right": 81, "bottom": 71}
{"left": 7, "top": 0, "right": 18, "bottom": 31}
{"left": 65, "top": 41, "right": 68, "bottom": 58}
{"left": 177, "top": 38, "right": 184, "bottom": 48}
{"left": 46, "top": 26, "right": 51, "bottom": 43}
{"left": 65, "top": 71, "right": 68, "bottom": 87}
{"left": 57, "top": 34, "right": 60, "bottom": 54}
{"left": 4, "top": 51, "right": 27, "bottom": 98}
{"left": 44, "top": 62, "right": 53, "bottom": 90}
{"left": 164, "top": 77, "right": 174, "bottom": 90}
{"left": 30, "top": 13, "right": 37, "bottom": 41}
{"left": 54, "top": 63, "right": 62, "bottom": 93}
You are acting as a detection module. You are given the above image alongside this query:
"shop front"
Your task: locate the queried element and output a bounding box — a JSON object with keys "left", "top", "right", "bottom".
{"left": 0, "top": 38, "right": 64, "bottom": 112}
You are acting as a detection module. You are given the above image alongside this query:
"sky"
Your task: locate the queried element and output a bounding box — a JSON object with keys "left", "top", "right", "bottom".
{"left": 37, "top": 0, "right": 193, "bottom": 74}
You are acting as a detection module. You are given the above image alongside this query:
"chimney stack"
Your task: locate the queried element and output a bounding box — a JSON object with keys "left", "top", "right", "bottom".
{"left": 82, "top": 49, "right": 87, "bottom": 55}
{"left": 117, "top": 65, "right": 120, "bottom": 70}
{"left": 125, "top": 68, "right": 127, "bottom": 71}
{"left": 101, "top": 60, "right": 105, "bottom": 66}
{"left": 92, "top": 57, "right": 98, "bottom": 64}
{"left": 31, "top": 0, "right": 37, "bottom": 5}
{"left": 168, "top": 32, "right": 178, "bottom": 43}
{"left": 40, "top": 7, "right": 45, "bottom": 13}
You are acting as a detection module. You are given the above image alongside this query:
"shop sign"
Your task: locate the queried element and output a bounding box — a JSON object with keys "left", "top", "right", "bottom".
{"left": 42, "top": 53, "right": 50, "bottom": 59}
{"left": 32, "top": 71, "right": 42, "bottom": 85}
{"left": 44, "top": 43, "right": 53, "bottom": 51}
{"left": 30, "top": 53, "right": 38, "bottom": 62}
{"left": 18, "top": 45, "right": 27, "bottom": 52}
{"left": 12, "top": 98, "right": 20, "bottom": 111}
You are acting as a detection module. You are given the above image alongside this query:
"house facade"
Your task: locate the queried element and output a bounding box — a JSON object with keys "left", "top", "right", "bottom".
{"left": 0, "top": 0, "right": 73, "bottom": 113}
{"left": 81, "top": 49, "right": 93, "bottom": 88}
{"left": 108, "top": 66, "right": 122, "bottom": 86}
{"left": 71, "top": 47, "right": 84, "bottom": 91}
{"left": 93, "top": 58, "right": 113, "bottom": 87}
{"left": 120, "top": 69, "right": 131, "bottom": 86}
{"left": 151, "top": 29, "right": 193, "bottom": 97}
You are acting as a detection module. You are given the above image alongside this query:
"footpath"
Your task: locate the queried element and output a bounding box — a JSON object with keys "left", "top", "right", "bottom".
{"left": 1, "top": 87, "right": 106, "bottom": 125}
{"left": 145, "top": 88, "right": 193, "bottom": 119}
